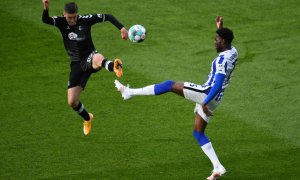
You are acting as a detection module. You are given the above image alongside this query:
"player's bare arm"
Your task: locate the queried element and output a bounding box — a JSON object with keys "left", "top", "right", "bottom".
{"left": 216, "top": 16, "right": 223, "bottom": 29}
{"left": 202, "top": 104, "right": 213, "bottom": 116}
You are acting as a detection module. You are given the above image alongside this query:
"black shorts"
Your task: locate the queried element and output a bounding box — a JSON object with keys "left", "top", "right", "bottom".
{"left": 68, "top": 51, "right": 100, "bottom": 89}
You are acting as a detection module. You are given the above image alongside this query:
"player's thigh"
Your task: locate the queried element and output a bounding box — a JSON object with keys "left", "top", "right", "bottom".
{"left": 69, "top": 62, "right": 93, "bottom": 88}
{"left": 194, "top": 103, "right": 211, "bottom": 123}
{"left": 69, "top": 62, "right": 84, "bottom": 87}
{"left": 194, "top": 112, "right": 207, "bottom": 132}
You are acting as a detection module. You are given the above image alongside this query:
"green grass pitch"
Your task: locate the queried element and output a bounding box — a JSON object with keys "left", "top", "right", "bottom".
{"left": 0, "top": 0, "right": 299, "bottom": 179}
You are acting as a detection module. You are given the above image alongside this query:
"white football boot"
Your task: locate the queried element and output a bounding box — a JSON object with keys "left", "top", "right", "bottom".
{"left": 206, "top": 166, "right": 226, "bottom": 180}
{"left": 114, "top": 80, "right": 132, "bottom": 100}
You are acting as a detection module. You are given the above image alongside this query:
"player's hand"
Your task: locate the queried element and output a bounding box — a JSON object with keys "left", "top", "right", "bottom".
{"left": 216, "top": 16, "right": 223, "bottom": 29}
{"left": 202, "top": 104, "right": 213, "bottom": 117}
{"left": 120, "top": 27, "right": 128, "bottom": 40}
{"left": 42, "top": 0, "right": 49, "bottom": 10}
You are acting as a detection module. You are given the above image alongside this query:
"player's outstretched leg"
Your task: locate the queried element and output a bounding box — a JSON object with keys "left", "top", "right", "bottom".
{"left": 114, "top": 80, "right": 174, "bottom": 100}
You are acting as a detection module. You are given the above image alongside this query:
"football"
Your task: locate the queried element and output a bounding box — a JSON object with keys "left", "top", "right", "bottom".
{"left": 128, "top": 25, "right": 146, "bottom": 43}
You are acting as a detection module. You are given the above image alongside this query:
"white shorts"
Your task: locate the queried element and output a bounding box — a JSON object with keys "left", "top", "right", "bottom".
{"left": 182, "top": 82, "right": 220, "bottom": 122}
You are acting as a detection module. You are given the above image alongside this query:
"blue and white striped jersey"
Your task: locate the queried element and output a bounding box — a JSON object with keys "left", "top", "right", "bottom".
{"left": 203, "top": 46, "right": 238, "bottom": 90}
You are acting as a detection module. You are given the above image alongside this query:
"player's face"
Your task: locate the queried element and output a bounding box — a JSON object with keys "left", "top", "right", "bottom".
{"left": 215, "top": 34, "right": 225, "bottom": 53}
{"left": 64, "top": 12, "right": 78, "bottom": 26}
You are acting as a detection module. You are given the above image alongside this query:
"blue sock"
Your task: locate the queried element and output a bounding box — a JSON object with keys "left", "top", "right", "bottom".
{"left": 154, "top": 80, "right": 174, "bottom": 95}
{"left": 193, "top": 130, "right": 210, "bottom": 146}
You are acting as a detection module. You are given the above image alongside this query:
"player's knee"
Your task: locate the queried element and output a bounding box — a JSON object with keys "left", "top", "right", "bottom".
{"left": 92, "top": 54, "right": 105, "bottom": 69}
{"left": 170, "top": 81, "right": 184, "bottom": 96}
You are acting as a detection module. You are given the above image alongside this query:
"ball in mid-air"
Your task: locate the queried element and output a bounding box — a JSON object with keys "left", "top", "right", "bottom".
{"left": 128, "top": 25, "right": 146, "bottom": 43}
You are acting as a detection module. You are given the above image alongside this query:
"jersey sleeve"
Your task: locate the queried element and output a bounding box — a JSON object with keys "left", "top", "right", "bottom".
{"left": 203, "top": 73, "right": 225, "bottom": 105}
{"left": 83, "top": 14, "right": 124, "bottom": 30}
{"left": 215, "top": 55, "right": 227, "bottom": 75}
{"left": 42, "top": 10, "right": 54, "bottom": 25}
{"left": 42, "top": 10, "right": 63, "bottom": 27}
{"left": 80, "top": 14, "right": 105, "bottom": 25}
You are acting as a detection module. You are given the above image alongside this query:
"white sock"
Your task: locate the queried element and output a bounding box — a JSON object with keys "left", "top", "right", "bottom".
{"left": 130, "top": 85, "right": 155, "bottom": 96}
{"left": 201, "top": 142, "right": 222, "bottom": 169}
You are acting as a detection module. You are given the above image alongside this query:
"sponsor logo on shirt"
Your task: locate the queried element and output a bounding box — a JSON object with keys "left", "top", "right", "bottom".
{"left": 68, "top": 32, "right": 78, "bottom": 40}
{"left": 68, "top": 32, "right": 85, "bottom": 41}
{"left": 217, "top": 63, "right": 225, "bottom": 72}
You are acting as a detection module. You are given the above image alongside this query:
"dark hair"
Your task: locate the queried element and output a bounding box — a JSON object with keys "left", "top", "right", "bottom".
{"left": 216, "top": 28, "right": 234, "bottom": 44}
{"left": 64, "top": 2, "right": 78, "bottom": 13}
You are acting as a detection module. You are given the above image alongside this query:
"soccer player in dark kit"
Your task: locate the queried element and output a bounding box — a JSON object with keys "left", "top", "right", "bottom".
{"left": 42, "top": 0, "right": 128, "bottom": 135}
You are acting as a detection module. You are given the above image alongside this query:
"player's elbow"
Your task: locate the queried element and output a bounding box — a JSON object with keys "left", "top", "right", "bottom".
{"left": 42, "top": 15, "right": 52, "bottom": 24}
{"left": 104, "top": 14, "right": 115, "bottom": 22}
{"left": 105, "top": 14, "right": 113, "bottom": 19}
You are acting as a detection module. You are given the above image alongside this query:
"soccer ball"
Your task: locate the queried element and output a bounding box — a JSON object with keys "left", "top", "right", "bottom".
{"left": 128, "top": 25, "right": 146, "bottom": 43}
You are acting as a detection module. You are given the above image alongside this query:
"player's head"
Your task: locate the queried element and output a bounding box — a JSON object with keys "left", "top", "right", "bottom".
{"left": 64, "top": 2, "right": 78, "bottom": 26}
{"left": 215, "top": 28, "right": 234, "bottom": 52}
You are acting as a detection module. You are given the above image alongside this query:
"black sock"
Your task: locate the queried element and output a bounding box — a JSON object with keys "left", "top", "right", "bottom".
{"left": 73, "top": 102, "right": 90, "bottom": 121}
{"left": 101, "top": 59, "right": 114, "bottom": 72}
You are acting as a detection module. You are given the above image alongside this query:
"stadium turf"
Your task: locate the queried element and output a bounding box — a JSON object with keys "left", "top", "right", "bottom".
{"left": 0, "top": 0, "right": 299, "bottom": 179}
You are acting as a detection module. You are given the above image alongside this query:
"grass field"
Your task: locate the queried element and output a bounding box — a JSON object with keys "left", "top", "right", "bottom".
{"left": 1, "top": 0, "right": 300, "bottom": 179}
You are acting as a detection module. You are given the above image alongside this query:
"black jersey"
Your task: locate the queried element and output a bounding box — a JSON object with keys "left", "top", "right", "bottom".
{"left": 42, "top": 10, "right": 124, "bottom": 61}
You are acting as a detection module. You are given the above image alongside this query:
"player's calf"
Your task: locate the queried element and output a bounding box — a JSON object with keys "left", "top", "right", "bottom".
{"left": 71, "top": 101, "right": 91, "bottom": 123}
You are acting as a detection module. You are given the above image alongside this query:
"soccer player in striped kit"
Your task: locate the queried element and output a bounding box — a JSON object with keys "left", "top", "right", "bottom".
{"left": 115, "top": 16, "right": 238, "bottom": 180}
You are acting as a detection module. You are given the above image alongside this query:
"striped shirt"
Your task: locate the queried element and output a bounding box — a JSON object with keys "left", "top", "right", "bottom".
{"left": 203, "top": 46, "right": 238, "bottom": 91}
